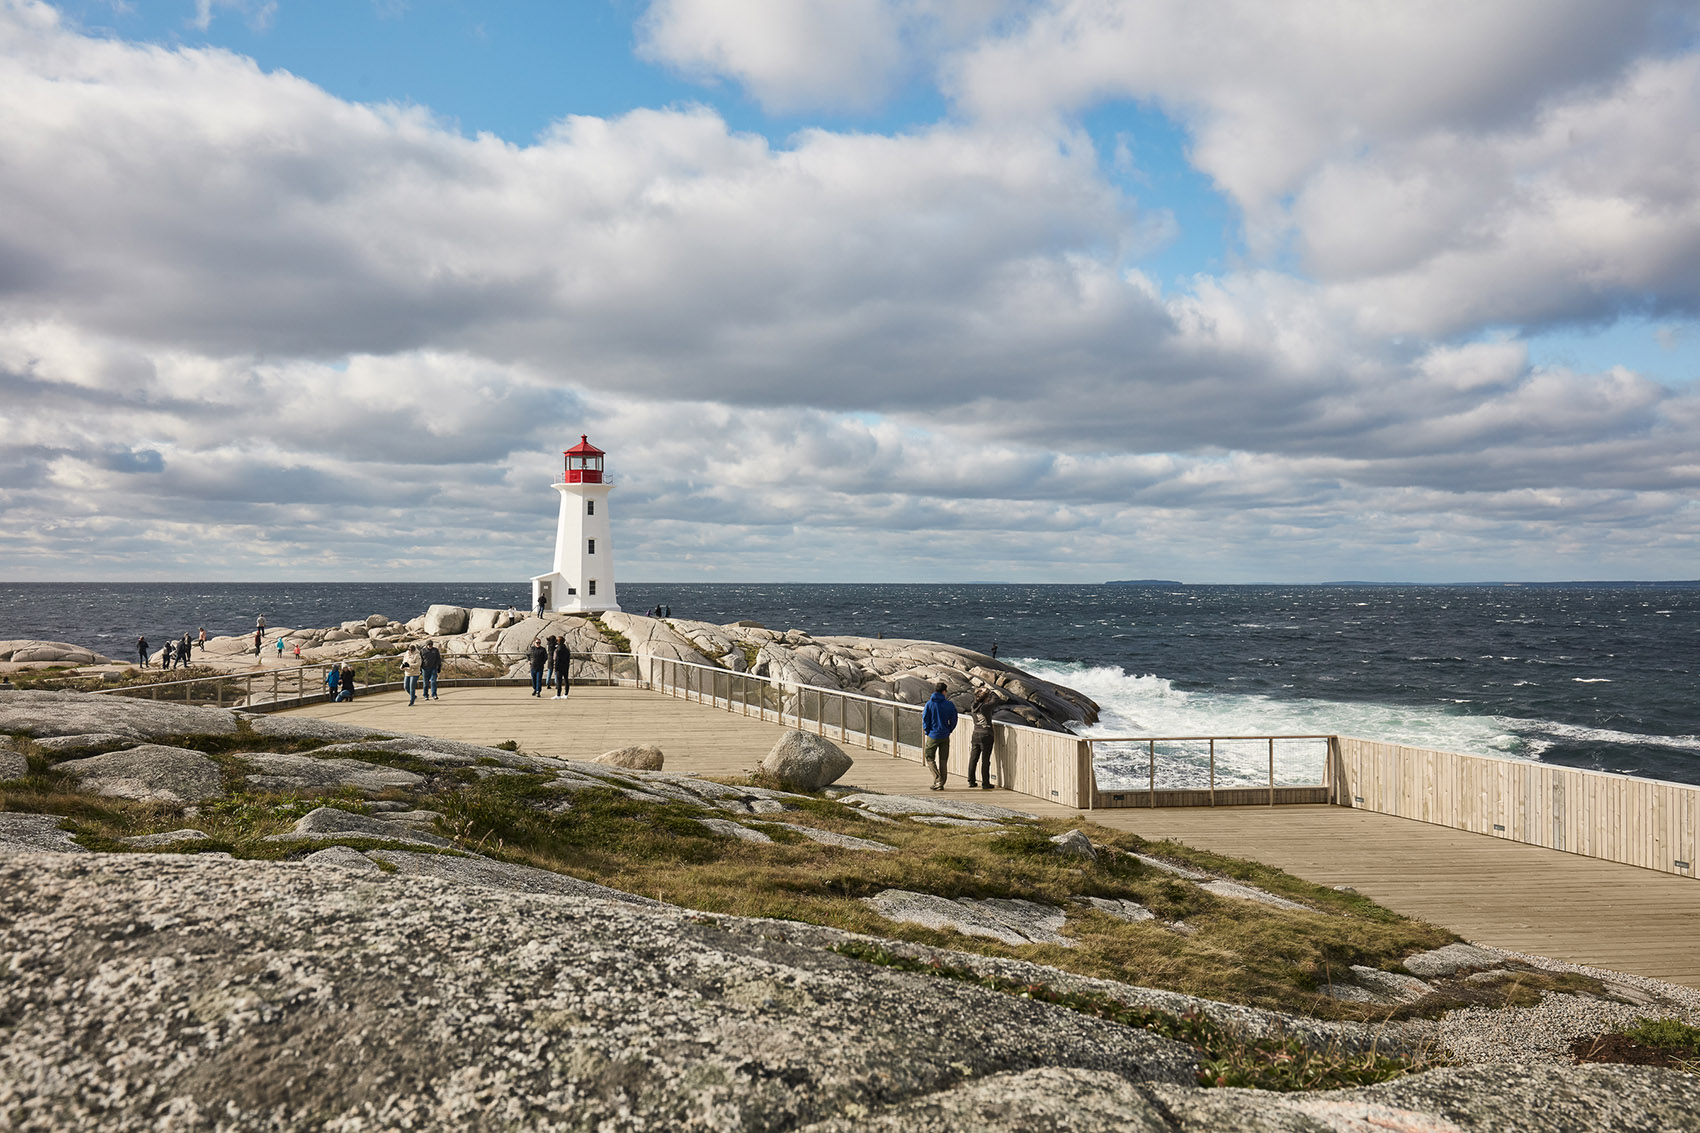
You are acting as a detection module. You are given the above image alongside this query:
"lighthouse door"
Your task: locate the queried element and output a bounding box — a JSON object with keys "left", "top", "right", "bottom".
{"left": 537, "top": 581, "right": 552, "bottom": 611}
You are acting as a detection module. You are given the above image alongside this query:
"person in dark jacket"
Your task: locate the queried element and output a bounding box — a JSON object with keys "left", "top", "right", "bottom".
{"left": 180, "top": 633, "right": 193, "bottom": 668}
{"left": 551, "top": 636, "right": 572, "bottom": 698}
{"left": 161, "top": 640, "right": 175, "bottom": 669}
{"left": 336, "top": 663, "right": 355, "bottom": 701}
{"left": 325, "top": 666, "right": 340, "bottom": 698}
{"left": 420, "top": 641, "right": 442, "bottom": 700}
{"left": 527, "top": 637, "right": 548, "bottom": 697}
{"left": 967, "top": 686, "right": 999, "bottom": 789}
{"left": 921, "top": 682, "right": 959, "bottom": 791}
{"left": 137, "top": 636, "right": 149, "bottom": 668}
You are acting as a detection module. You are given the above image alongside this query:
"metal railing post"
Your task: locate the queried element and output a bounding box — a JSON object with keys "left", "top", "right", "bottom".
{"left": 1147, "top": 740, "right": 1156, "bottom": 807}
{"left": 1269, "top": 737, "right": 1276, "bottom": 806}
{"left": 1209, "top": 739, "right": 1215, "bottom": 806}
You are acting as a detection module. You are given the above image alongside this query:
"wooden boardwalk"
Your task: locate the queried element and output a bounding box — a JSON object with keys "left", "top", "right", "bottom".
{"left": 287, "top": 684, "right": 1700, "bottom": 989}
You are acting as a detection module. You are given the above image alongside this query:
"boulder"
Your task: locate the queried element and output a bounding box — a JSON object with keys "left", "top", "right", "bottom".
{"left": 594, "top": 745, "right": 665, "bottom": 771}
{"left": 365, "top": 614, "right": 390, "bottom": 629}
{"left": 0, "top": 640, "right": 112, "bottom": 665}
{"left": 466, "top": 607, "right": 502, "bottom": 633}
{"left": 422, "top": 604, "right": 469, "bottom": 636}
{"left": 56, "top": 744, "right": 227, "bottom": 803}
{"left": 1049, "top": 829, "right": 1098, "bottom": 861}
{"left": 761, "top": 731, "right": 854, "bottom": 791}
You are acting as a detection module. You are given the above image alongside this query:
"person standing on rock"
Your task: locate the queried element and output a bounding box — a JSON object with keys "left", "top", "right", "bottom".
{"left": 922, "top": 681, "right": 959, "bottom": 791}
{"left": 252, "top": 626, "right": 263, "bottom": 660}
{"left": 197, "top": 627, "right": 207, "bottom": 653}
{"left": 161, "top": 640, "right": 175, "bottom": 669}
{"left": 136, "top": 635, "right": 149, "bottom": 668}
{"left": 528, "top": 637, "right": 548, "bottom": 697}
{"left": 180, "top": 633, "right": 193, "bottom": 668}
{"left": 402, "top": 644, "right": 422, "bottom": 706}
{"left": 967, "top": 687, "right": 999, "bottom": 790}
{"left": 420, "top": 641, "right": 442, "bottom": 700}
{"left": 551, "top": 635, "right": 572, "bottom": 699}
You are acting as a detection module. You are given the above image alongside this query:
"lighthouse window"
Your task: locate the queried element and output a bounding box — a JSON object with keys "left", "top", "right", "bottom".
{"left": 588, "top": 579, "right": 597, "bottom": 596}
{"left": 586, "top": 500, "right": 594, "bottom": 516}
{"left": 588, "top": 538, "right": 596, "bottom": 555}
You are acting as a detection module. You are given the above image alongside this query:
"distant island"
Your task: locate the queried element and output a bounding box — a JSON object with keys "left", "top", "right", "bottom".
{"left": 1104, "top": 579, "right": 1185, "bottom": 587}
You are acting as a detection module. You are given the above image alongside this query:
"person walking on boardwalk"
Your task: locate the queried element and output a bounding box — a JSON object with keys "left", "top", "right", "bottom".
{"left": 325, "top": 665, "right": 340, "bottom": 699}
{"left": 402, "top": 644, "right": 421, "bottom": 706}
{"left": 543, "top": 635, "right": 556, "bottom": 687}
{"left": 551, "top": 635, "right": 572, "bottom": 699}
{"left": 136, "top": 636, "right": 149, "bottom": 668}
{"left": 420, "top": 641, "right": 442, "bottom": 700}
{"left": 527, "top": 637, "right": 548, "bottom": 697}
{"left": 967, "top": 686, "right": 999, "bottom": 790}
{"left": 922, "top": 681, "right": 959, "bottom": 791}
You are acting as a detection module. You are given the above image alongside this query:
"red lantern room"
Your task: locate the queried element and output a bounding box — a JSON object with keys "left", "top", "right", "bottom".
{"left": 563, "top": 435, "right": 605, "bottom": 484}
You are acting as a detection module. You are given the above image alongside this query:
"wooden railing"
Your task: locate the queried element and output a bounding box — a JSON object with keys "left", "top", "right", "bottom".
{"left": 1332, "top": 736, "right": 1700, "bottom": 879}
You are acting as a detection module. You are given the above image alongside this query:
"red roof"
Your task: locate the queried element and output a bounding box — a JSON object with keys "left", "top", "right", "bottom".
{"left": 564, "top": 435, "right": 604, "bottom": 456}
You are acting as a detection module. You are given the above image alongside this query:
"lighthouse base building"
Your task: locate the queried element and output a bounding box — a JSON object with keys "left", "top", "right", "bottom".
{"left": 531, "top": 436, "right": 620, "bottom": 615}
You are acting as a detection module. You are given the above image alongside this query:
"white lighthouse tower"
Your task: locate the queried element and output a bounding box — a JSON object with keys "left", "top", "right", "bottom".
{"left": 530, "top": 436, "right": 621, "bottom": 614}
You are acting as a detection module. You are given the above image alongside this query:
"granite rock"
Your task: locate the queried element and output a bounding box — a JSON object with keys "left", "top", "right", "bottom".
{"left": 1050, "top": 829, "right": 1098, "bottom": 860}
{"left": 55, "top": 744, "right": 227, "bottom": 803}
{"left": 840, "top": 793, "right": 1030, "bottom": 821}
{"left": 242, "top": 752, "right": 427, "bottom": 794}
{"left": 267, "top": 805, "right": 455, "bottom": 848}
{"left": 0, "top": 812, "right": 87, "bottom": 854}
{"left": 761, "top": 730, "right": 854, "bottom": 791}
{"left": 1403, "top": 943, "right": 1504, "bottom": 978}
{"left": 865, "top": 889, "right": 1072, "bottom": 947}
{"left": 122, "top": 829, "right": 212, "bottom": 849}
{"left": 422, "top": 604, "right": 470, "bottom": 636}
{"left": 0, "top": 854, "right": 1196, "bottom": 1131}
{"left": 0, "top": 639, "right": 111, "bottom": 665}
{"left": 0, "top": 689, "right": 239, "bottom": 740}
{"left": 0, "top": 748, "right": 26, "bottom": 780}
{"left": 594, "top": 744, "right": 666, "bottom": 771}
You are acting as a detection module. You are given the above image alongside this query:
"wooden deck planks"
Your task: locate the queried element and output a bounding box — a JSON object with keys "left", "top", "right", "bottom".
{"left": 284, "top": 684, "right": 1700, "bottom": 990}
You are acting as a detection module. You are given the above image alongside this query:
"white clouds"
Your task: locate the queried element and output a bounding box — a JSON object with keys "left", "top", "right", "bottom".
{"left": 1, "top": 2, "right": 1697, "bottom": 581}
{"left": 637, "top": 0, "right": 1011, "bottom": 112}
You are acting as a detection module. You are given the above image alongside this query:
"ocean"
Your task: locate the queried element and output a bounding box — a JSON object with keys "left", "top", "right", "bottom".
{"left": 2, "top": 581, "right": 1697, "bottom": 786}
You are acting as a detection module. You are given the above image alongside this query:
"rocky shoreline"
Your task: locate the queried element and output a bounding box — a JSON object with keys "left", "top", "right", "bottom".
{"left": 3, "top": 689, "right": 1699, "bottom": 1130}
{"left": 3, "top": 604, "right": 1100, "bottom": 733}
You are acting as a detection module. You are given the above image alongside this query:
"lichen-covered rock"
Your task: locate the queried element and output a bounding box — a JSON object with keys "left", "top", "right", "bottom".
{"left": 122, "top": 829, "right": 212, "bottom": 849}
{"left": 841, "top": 793, "right": 1029, "bottom": 821}
{"left": 268, "top": 806, "right": 454, "bottom": 848}
{"left": 0, "top": 812, "right": 86, "bottom": 854}
{"left": 0, "top": 690, "right": 240, "bottom": 740}
{"left": 242, "top": 752, "right": 426, "bottom": 794}
{"left": 594, "top": 744, "right": 665, "bottom": 770}
{"left": 0, "top": 855, "right": 1195, "bottom": 1131}
{"left": 865, "top": 889, "right": 1072, "bottom": 947}
{"left": 765, "top": 824, "right": 895, "bottom": 853}
{"left": 761, "top": 730, "right": 854, "bottom": 791}
{"left": 303, "top": 846, "right": 384, "bottom": 872}
{"left": 367, "top": 850, "right": 660, "bottom": 903}
{"left": 1078, "top": 896, "right": 1156, "bottom": 923}
{"left": 0, "top": 747, "right": 26, "bottom": 780}
{"left": 1403, "top": 942, "right": 1504, "bottom": 978}
{"left": 55, "top": 744, "right": 226, "bottom": 803}
{"left": 696, "top": 817, "right": 774, "bottom": 843}
{"left": 1049, "top": 829, "right": 1098, "bottom": 860}
{"left": 1197, "top": 879, "right": 1309, "bottom": 912}
{"left": 31, "top": 732, "right": 135, "bottom": 754}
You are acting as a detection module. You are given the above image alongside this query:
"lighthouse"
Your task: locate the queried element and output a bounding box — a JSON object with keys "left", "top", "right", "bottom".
{"left": 530, "top": 436, "right": 621, "bottom": 614}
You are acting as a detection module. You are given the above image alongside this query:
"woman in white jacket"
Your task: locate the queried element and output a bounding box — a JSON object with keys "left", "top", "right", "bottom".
{"left": 402, "top": 645, "right": 422, "bottom": 706}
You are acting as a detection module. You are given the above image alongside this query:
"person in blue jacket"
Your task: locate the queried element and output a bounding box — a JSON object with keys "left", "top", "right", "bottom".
{"left": 921, "top": 681, "right": 959, "bottom": 791}
{"left": 325, "top": 666, "right": 340, "bottom": 699}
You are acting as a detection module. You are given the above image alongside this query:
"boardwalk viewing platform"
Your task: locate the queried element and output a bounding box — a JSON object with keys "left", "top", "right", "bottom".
{"left": 286, "top": 683, "right": 1700, "bottom": 991}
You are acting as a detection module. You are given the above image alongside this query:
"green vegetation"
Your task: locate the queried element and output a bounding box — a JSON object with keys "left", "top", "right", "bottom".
{"left": 830, "top": 940, "right": 1437, "bottom": 1091}
{"left": 1622, "top": 1017, "right": 1700, "bottom": 1055}
{"left": 587, "top": 615, "right": 633, "bottom": 654}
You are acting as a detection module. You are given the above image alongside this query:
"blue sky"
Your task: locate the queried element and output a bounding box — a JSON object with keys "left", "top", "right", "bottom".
{"left": 2, "top": 0, "right": 1698, "bottom": 583}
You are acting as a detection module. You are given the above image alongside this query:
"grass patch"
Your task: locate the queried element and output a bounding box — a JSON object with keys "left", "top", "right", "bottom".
{"left": 831, "top": 940, "right": 1435, "bottom": 1091}
{"left": 1574, "top": 1017, "right": 1700, "bottom": 1072}
{"left": 587, "top": 616, "right": 633, "bottom": 654}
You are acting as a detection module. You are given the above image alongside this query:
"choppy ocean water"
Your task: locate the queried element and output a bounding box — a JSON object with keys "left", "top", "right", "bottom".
{"left": 1, "top": 581, "right": 1696, "bottom": 786}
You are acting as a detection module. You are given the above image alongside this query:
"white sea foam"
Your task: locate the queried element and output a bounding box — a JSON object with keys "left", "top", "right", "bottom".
{"left": 1019, "top": 658, "right": 1700, "bottom": 790}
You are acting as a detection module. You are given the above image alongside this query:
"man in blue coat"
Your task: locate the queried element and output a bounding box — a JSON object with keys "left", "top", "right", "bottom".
{"left": 921, "top": 681, "right": 959, "bottom": 791}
